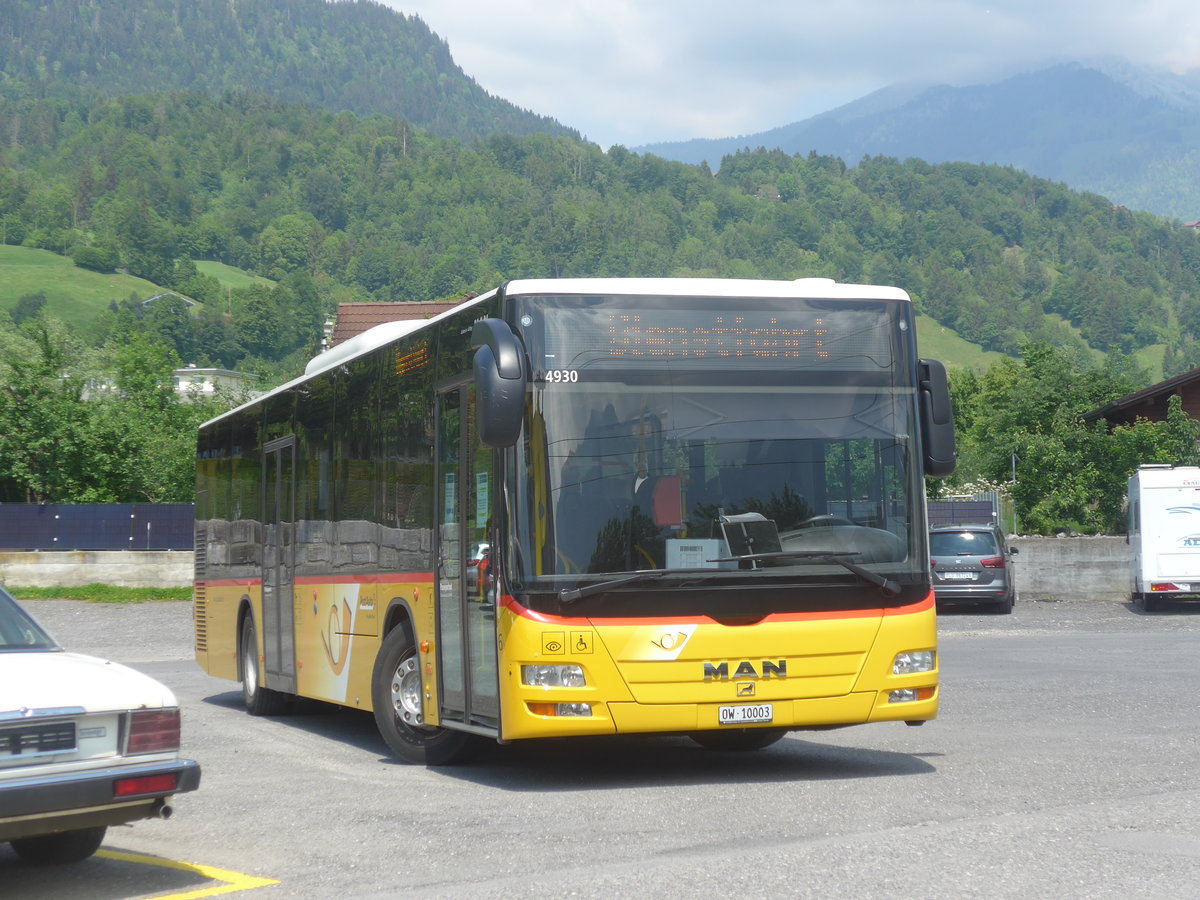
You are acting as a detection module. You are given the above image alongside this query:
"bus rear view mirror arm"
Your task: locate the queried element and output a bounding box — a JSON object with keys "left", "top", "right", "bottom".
{"left": 472, "top": 318, "right": 528, "bottom": 448}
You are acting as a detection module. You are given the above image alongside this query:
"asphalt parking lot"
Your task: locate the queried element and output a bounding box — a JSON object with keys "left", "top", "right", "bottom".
{"left": 4, "top": 596, "right": 1200, "bottom": 899}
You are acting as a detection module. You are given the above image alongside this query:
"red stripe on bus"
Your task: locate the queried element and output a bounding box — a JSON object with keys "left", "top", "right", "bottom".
{"left": 293, "top": 573, "right": 435, "bottom": 585}
{"left": 884, "top": 591, "right": 934, "bottom": 614}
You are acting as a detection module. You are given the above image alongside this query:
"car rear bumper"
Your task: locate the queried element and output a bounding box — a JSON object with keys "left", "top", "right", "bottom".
{"left": 933, "top": 587, "right": 1011, "bottom": 605}
{"left": 0, "top": 758, "right": 200, "bottom": 841}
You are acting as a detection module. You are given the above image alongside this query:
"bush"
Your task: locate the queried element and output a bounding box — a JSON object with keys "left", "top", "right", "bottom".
{"left": 73, "top": 244, "right": 120, "bottom": 273}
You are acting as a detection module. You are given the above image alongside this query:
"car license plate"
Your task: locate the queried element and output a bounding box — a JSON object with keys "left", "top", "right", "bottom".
{"left": 942, "top": 571, "right": 975, "bottom": 580}
{"left": 718, "top": 704, "right": 773, "bottom": 725}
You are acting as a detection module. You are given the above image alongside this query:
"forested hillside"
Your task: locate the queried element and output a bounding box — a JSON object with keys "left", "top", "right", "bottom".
{"left": 0, "top": 0, "right": 576, "bottom": 143}
{"left": 2, "top": 3, "right": 1199, "bottom": 527}
{"left": 2, "top": 88, "right": 1200, "bottom": 377}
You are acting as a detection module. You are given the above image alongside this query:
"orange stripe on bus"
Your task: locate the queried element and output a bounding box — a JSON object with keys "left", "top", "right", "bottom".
{"left": 498, "top": 590, "right": 933, "bottom": 625}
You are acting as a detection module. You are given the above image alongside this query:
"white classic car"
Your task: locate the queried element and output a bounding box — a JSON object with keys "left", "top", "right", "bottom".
{"left": 0, "top": 588, "right": 200, "bottom": 865}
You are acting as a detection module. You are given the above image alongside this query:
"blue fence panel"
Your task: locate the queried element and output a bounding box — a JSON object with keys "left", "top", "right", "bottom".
{"left": 928, "top": 500, "right": 996, "bottom": 528}
{"left": 0, "top": 504, "right": 195, "bottom": 551}
{"left": 0, "top": 506, "right": 60, "bottom": 550}
{"left": 55, "top": 504, "right": 133, "bottom": 550}
{"left": 132, "top": 504, "right": 195, "bottom": 550}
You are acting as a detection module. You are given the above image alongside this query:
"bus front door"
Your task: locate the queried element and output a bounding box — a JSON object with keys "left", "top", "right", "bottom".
{"left": 436, "top": 383, "right": 499, "bottom": 733}
{"left": 262, "top": 436, "right": 297, "bottom": 694}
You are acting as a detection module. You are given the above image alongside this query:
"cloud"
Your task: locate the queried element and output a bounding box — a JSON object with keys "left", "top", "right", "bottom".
{"left": 382, "top": 0, "right": 1200, "bottom": 147}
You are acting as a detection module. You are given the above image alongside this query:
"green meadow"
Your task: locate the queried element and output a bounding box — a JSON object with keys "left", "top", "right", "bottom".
{"left": 0, "top": 246, "right": 160, "bottom": 330}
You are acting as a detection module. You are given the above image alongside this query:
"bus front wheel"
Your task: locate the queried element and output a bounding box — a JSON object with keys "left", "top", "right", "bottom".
{"left": 690, "top": 728, "right": 787, "bottom": 751}
{"left": 240, "top": 616, "right": 288, "bottom": 716}
{"left": 371, "top": 624, "right": 478, "bottom": 765}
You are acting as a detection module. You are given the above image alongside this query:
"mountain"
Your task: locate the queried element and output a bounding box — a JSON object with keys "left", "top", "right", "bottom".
{"left": 0, "top": 0, "right": 577, "bottom": 144}
{"left": 635, "top": 63, "right": 1200, "bottom": 219}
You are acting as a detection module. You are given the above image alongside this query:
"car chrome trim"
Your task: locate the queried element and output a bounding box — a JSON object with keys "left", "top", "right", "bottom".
{"left": 0, "top": 706, "right": 86, "bottom": 722}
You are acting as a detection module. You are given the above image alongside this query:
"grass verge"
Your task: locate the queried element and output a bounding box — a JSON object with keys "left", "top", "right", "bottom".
{"left": 9, "top": 584, "right": 192, "bottom": 603}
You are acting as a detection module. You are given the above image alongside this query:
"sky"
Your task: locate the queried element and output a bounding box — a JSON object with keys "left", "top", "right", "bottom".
{"left": 376, "top": 0, "right": 1200, "bottom": 149}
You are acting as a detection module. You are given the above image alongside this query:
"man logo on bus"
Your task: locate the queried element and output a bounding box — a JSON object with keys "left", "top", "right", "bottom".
{"left": 703, "top": 660, "right": 787, "bottom": 680}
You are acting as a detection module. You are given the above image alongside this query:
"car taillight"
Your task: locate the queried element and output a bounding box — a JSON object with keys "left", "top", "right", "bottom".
{"left": 128, "top": 709, "right": 181, "bottom": 754}
{"left": 114, "top": 773, "right": 179, "bottom": 797}
{"left": 980, "top": 557, "right": 1006, "bottom": 568}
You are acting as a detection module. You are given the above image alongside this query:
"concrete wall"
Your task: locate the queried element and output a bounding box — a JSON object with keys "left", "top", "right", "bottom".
{"left": 1009, "top": 535, "right": 1131, "bottom": 602}
{"left": 0, "top": 538, "right": 1137, "bottom": 601}
{"left": 0, "top": 551, "right": 194, "bottom": 589}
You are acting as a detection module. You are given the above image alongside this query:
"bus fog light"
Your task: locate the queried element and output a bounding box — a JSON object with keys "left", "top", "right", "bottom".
{"left": 522, "top": 664, "right": 586, "bottom": 687}
{"left": 555, "top": 703, "right": 592, "bottom": 717}
{"left": 893, "top": 650, "right": 935, "bottom": 674}
{"left": 889, "top": 687, "right": 934, "bottom": 703}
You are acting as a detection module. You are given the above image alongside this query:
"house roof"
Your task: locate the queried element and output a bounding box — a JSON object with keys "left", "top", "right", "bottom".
{"left": 1081, "top": 366, "right": 1200, "bottom": 422}
{"left": 328, "top": 301, "right": 462, "bottom": 346}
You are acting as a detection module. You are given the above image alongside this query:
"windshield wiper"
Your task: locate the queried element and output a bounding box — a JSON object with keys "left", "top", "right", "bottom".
{"left": 557, "top": 567, "right": 717, "bottom": 604}
{"left": 558, "top": 572, "right": 665, "bottom": 604}
{"left": 708, "top": 550, "right": 900, "bottom": 596}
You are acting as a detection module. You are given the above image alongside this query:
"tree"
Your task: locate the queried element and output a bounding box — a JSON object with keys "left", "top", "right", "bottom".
{"left": 90, "top": 334, "right": 214, "bottom": 502}
{"left": 230, "top": 283, "right": 283, "bottom": 358}
{"left": 949, "top": 343, "right": 1199, "bottom": 534}
{"left": 0, "top": 318, "right": 98, "bottom": 502}
{"left": 141, "top": 294, "right": 195, "bottom": 363}
{"left": 0, "top": 315, "right": 237, "bottom": 503}
{"left": 12, "top": 292, "right": 47, "bottom": 325}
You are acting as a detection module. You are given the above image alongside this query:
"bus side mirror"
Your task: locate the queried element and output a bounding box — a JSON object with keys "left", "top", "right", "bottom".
{"left": 472, "top": 318, "right": 527, "bottom": 447}
{"left": 919, "top": 358, "right": 956, "bottom": 478}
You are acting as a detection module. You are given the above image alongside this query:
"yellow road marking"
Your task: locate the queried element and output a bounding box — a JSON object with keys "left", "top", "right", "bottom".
{"left": 96, "top": 850, "right": 278, "bottom": 898}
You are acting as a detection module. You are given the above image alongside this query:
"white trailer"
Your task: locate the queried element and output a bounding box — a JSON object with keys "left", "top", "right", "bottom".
{"left": 1128, "top": 464, "right": 1200, "bottom": 611}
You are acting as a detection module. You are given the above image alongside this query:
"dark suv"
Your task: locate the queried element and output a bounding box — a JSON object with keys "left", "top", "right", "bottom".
{"left": 929, "top": 524, "right": 1018, "bottom": 614}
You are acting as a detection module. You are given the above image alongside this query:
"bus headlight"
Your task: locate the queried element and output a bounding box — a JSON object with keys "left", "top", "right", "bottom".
{"left": 893, "top": 650, "right": 935, "bottom": 674}
{"left": 522, "top": 664, "right": 586, "bottom": 687}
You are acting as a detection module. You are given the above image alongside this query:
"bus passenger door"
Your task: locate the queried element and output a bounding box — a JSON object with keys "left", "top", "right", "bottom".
{"left": 435, "top": 383, "right": 499, "bottom": 733}
{"left": 262, "top": 436, "right": 297, "bottom": 694}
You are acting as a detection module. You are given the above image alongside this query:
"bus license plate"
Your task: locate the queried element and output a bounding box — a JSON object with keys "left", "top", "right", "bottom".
{"left": 718, "top": 704, "right": 773, "bottom": 725}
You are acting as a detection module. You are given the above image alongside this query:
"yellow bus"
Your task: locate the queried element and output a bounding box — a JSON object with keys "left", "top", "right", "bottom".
{"left": 194, "top": 278, "right": 955, "bottom": 764}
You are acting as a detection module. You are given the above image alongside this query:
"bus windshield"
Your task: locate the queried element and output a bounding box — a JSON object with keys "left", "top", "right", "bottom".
{"left": 505, "top": 292, "right": 926, "bottom": 612}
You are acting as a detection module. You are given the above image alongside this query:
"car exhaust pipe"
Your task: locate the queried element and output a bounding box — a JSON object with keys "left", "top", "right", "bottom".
{"left": 151, "top": 800, "right": 174, "bottom": 819}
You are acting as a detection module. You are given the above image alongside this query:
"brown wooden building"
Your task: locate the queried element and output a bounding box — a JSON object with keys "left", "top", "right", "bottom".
{"left": 1082, "top": 368, "right": 1200, "bottom": 427}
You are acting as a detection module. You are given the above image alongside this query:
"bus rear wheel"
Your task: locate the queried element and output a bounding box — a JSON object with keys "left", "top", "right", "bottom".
{"left": 371, "top": 624, "right": 479, "bottom": 765}
{"left": 690, "top": 728, "right": 787, "bottom": 752}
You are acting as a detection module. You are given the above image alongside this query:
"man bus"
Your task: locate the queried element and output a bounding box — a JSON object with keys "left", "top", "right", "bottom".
{"left": 194, "top": 277, "right": 955, "bottom": 764}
